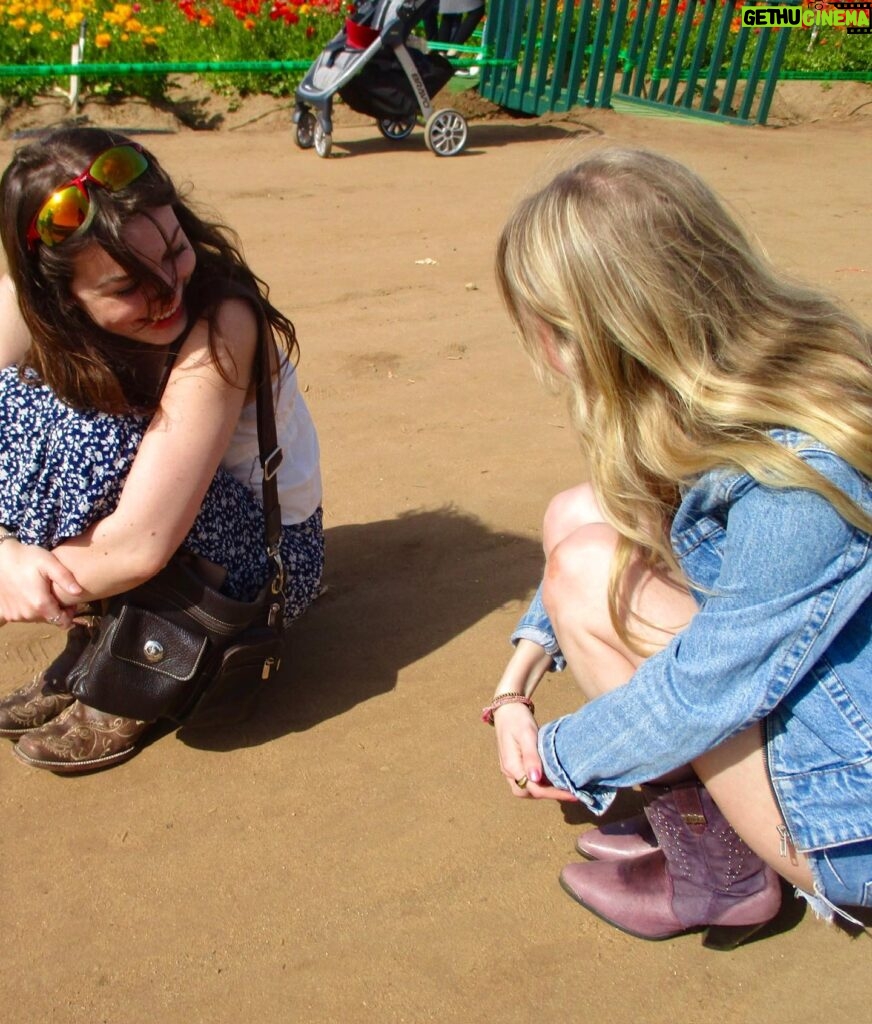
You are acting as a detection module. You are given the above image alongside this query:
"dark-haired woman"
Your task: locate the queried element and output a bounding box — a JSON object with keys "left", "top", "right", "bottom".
{"left": 0, "top": 127, "right": 323, "bottom": 771}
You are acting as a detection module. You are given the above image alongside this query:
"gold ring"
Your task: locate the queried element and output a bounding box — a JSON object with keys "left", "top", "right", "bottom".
{"left": 515, "top": 775, "right": 528, "bottom": 789}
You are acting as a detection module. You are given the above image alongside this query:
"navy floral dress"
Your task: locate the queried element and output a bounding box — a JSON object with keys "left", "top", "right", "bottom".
{"left": 0, "top": 366, "right": 323, "bottom": 623}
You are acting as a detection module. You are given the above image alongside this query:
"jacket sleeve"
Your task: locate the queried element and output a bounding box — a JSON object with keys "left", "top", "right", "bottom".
{"left": 538, "top": 456, "right": 872, "bottom": 813}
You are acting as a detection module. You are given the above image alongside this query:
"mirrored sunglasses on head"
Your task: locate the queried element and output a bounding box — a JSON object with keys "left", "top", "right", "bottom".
{"left": 26, "top": 144, "right": 149, "bottom": 249}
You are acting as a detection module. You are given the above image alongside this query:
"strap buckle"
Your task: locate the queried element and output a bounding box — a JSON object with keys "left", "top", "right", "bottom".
{"left": 263, "top": 445, "right": 284, "bottom": 481}
{"left": 268, "top": 547, "right": 285, "bottom": 596}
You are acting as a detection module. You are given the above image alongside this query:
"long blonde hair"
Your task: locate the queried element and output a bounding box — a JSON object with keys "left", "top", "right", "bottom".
{"left": 496, "top": 146, "right": 872, "bottom": 646}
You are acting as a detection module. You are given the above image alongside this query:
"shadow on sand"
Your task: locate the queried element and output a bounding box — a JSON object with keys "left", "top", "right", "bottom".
{"left": 328, "top": 117, "right": 602, "bottom": 159}
{"left": 177, "top": 505, "right": 542, "bottom": 750}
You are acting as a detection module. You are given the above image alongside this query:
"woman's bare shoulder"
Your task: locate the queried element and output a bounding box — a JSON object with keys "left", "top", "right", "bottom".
{"left": 0, "top": 275, "right": 32, "bottom": 368}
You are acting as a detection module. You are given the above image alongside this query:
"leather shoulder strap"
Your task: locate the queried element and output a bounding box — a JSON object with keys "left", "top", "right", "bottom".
{"left": 252, "top": 318, "right": 286, "bottom": 625}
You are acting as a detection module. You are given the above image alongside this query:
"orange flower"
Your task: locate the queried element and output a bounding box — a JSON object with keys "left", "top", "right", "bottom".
{"left": 94, "top": 30, "right": 112, "bottom": 47}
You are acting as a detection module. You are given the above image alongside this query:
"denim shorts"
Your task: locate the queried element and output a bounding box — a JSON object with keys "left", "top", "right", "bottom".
{"left": 807, "top": 839, "right": 872, "bottom": 911}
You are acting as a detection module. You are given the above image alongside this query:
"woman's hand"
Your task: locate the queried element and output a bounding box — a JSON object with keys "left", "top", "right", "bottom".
{"left": 494, "top": 702, "right": 577, "bottom": 801}
{"left": 0, "top": 539, "right": 82, "bottom": 627}
{"left": 489, "top": 638, "right": 576, "bottom": 799}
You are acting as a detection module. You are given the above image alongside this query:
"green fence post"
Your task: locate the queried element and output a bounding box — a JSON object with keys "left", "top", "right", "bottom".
{"left": 700, "top": 0, "right": 739, "bottom": 113}
{"left": 584, "top": 0, "right": 613, "bottom": 106}
{"left": 598, "top": 0, "right": 631, "bottom": 109}
{"left": 631, "top": 0, "right": 662, "bottom": 98}
{"left": 650, "top": 0, "right": 680, "bottom": 102}
{"left": 755, "top": 6, "right": 797, "bottom": 124}
{"left": 681, "top": 0, "right": 718, "bottom": 110}
{"left": 620, "top": 0, "right": 650, "bottom": 95}
{"left": 719, "top": 26, "right": 751, "bottom": 117}
{"left": 547, "top": 0, "right": 581, "bottom": 110}
{"left": 662, "top": 0, "right": 698, "bottom": 105}
{"left": 738, "top": 28, "right": 774, "bottom": 121}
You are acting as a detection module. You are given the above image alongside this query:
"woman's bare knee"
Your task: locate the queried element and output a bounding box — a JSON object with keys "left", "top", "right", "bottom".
{"left": 542, "top": 483, "right": 606, "bottom": 555}
{"left": 542, "top": 523, "right": 618, "bottom": 640}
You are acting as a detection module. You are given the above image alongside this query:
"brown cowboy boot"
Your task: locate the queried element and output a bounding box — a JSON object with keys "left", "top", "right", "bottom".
{"left": 13, "top": 700, "right": 150, "bottom": 773}
{"left": 560, "top": 781, "right": 782, "bottom": 950}
{"left": 0, "top": 622, "right": 95, "bottom": 737}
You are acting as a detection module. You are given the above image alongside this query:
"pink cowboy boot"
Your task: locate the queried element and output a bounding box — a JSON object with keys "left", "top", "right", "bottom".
{"left": 561, "top": 781, "right": 782, "bottom": 950}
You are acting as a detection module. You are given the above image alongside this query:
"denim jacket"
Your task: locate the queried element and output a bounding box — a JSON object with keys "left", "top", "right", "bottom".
{"left": 516, "top": 432, "right": 872, "bottom": 853}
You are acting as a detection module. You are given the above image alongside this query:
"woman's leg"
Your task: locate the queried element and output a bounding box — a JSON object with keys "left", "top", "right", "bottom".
{"left": 541, "top": 483, "right": 813, "bottom": 891}
{"left": 422, "top": 11, "right": 440, "bottom": 39}
{"left": 694, "top": 725, "right": 814, "bottom": 891}
{"left": 450, "top": 6, "right": 484, "bottom": 46}
{"left": 438, "top": 13, "right": 461, "bottom": 43}
{"left": 541, "top": 483, "right": 695, "bottom": 695}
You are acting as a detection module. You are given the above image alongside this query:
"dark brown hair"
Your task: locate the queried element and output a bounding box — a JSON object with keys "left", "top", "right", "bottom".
{"left": 0, "top": 125, "right": 298, "bottom": 413}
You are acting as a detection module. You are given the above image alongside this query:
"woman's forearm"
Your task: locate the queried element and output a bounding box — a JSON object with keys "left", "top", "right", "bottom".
{"left": 494, "top": 638, "right": 554, "bottom": 699}
{"left": 48, "top": 516, "right": 182, "bottom": 603}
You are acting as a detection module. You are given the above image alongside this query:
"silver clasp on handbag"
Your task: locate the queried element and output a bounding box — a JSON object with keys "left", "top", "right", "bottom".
{"left": 143, "top": 639, "right": 165, "bottom": 663}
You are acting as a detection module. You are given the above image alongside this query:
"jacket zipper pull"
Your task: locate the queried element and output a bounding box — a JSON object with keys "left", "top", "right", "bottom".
{"left": 776, "top": 823, "right": 791, "bottom": 858}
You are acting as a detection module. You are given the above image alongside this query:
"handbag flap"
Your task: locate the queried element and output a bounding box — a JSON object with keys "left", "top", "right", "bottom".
{"left": 110, "top": 604, "right": 209, "bottom": 682}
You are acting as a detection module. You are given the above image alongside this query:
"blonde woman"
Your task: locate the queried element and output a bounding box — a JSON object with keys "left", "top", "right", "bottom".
{"left": 486, "top": 147, "right": 872, "bottom": 948}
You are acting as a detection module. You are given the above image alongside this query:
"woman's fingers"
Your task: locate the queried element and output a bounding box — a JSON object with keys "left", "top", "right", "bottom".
{"left": 0, "top": 543, "right": 82, "bottom": 623}
{"left": 47, "top": 606, "right": 77, "bottom": 629}
{"left": 41, "top": 557, "right": 83, "bottom": 602}
{"left": 518, "top": 725, "right": 544, "bottom": 784}
{"left": 493, "top": 703, "right": 545, "bottom": 798}
{"left": 523, "top": 780, "right": 578, "bottom": 802}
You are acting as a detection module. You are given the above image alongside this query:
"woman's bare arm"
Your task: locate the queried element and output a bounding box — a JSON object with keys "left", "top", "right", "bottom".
{"left": 0, "top": 299, "right": 257, "bottom": 617}
{"left": 46, "top": 298, "right": 259, "bottom": 601}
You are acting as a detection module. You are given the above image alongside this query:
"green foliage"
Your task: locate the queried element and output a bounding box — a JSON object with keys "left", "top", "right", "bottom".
{"left": 0, "top": 0, "right": 351, "bottom": 104}
{"left": 783, "top": 24, "right": 872, "bottom": 73}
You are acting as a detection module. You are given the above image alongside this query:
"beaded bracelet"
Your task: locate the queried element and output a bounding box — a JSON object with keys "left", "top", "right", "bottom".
{"left": 481, "top": 691, "right": 535, "bottom": 726}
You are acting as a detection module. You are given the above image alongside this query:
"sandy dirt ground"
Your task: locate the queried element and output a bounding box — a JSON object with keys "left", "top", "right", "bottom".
{"left": 1, "top": 81, "right": 872, "bottom": 1023}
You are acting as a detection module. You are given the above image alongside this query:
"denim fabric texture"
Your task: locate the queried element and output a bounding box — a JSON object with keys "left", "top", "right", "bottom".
{"left": 807, "top": 839, "right": 872, "bottom": 911}
{"left": 531, "top": 432, "right": 872, "bottom": 867}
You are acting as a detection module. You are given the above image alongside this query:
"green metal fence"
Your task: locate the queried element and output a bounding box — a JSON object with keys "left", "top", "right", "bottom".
{"left": 478, "top": 0, "right": 796, "bottom": 125}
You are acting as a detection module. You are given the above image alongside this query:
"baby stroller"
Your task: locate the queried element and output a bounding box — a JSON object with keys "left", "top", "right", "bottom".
{"left": 293, "top": 0, "right": 468, "bottom": 158}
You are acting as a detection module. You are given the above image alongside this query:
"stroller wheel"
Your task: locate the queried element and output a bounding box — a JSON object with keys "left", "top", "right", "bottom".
{"left": 378, "top": 117, "right": 415, "bottom": 141}
{"left": 295, "top": 110, "right": 316, "bottom": 150}
{"left": 314, "top": 121, "right": 333, "bottom": 159}
{"left": 424, "top": 109, "right": 468, "bottom": 157}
